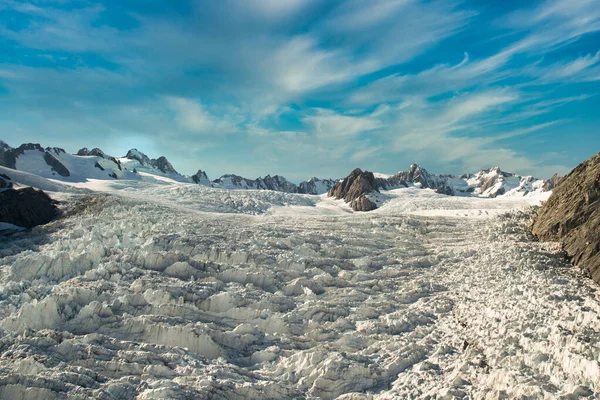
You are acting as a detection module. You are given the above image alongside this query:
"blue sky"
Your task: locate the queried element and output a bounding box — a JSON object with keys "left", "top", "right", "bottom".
{"left": 0, "top": 0, "right": 599, "bottom": 180}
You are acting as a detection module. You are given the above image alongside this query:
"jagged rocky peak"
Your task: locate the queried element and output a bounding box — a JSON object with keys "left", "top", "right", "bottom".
{"left": 533, "top": 151, "right": 600, "bottom": 283}
{"left": 76, "top": 147, "right": 105, "bottom": 157}
{"left": 125, "top": 149, "right": 178, "bottom": 175}
{"left": 328, "top": 168, "right": 379, "bottom": 211}
{"left": 298, "top": 177, "right": 337, "bottom": 195}
{"left": 125, "top": 148, "right": 151, "bottom": 165}
{"left": 153, "top": 156, "right": 178, "bottom": 175}
{"left": 191, "top": 169, "right": 211, "bottom": 185}
{"left": 261, "top": 175, "right": 297, "bottom": 193}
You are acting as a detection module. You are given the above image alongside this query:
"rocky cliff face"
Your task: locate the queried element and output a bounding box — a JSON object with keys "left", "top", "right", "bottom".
{"left": 532, "top": 152, "right": 600, "bottom": 282}
{"left": 191, "top": 170, "right": 211, "bottom": 186}
{"left": 0, "top": 187, "right": 58, "bottom": 228}
{"left": 328, "top": 168, "right": 379, "bottom": 211}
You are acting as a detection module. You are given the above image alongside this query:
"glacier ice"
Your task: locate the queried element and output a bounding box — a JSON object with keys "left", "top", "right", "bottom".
{"left": 0, "top": 186, "right": 598, "bottom": 399}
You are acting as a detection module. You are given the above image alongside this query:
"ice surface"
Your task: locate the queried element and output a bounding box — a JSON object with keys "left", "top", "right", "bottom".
{"left": 0, "top": 182, "right": 598, "bottom": 399}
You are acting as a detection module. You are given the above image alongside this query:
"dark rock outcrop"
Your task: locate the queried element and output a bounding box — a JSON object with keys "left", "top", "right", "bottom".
{"left": 43, "top": 152, "right": 70, "bottom": 177}
{"left": 261, "top": 175, "right": 297, "bottom": 193}
{"left": 108, "top": 157, "right": 122, "bottom": 171}
{"left": 153, "top": 156, "right": 177, "bottom": 175}
{"left": 125, "top": 149, "right": 178, "bottom": 175}
{"left": 0, "top": 187, "right": 58, "bottom": 228}
{"left": 94, "top": 162, "right": 105, "bottom": 171}
{"left": 76, "top": 147, "right": 90, "bottom": 156}
{"left": 532, "top": 152, "right": 600, "bottom": 282}
{"left": 125, "top": 148, "right": 151, "bottom": 165}
{"left": 0, "top": 173, "right": 12, "bottom": 189}
{"left": 350, "top": 195, "right": 378, "bottom": 212}
{"left": 328, "top": 168, "right": 379, "bottom": 211}
{"left": 191, "top": 170, "right": 210, "bottom": 185}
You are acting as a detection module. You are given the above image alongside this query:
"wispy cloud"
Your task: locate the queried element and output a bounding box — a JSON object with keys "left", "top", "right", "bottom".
{"left": 0, "top": 0, "right": 597, "bottom": 178}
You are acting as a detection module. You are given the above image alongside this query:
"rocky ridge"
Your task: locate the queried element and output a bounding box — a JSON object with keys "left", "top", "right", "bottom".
{"left": 532, "top": 151, "right": 600, "bottom": 282}
{"left": 328, "top": 168, "right": 379, "bottom": 211}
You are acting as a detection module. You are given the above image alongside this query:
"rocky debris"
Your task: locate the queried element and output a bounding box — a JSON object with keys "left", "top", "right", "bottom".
{"left": 0, "top": 187, "right": 58, "bottom": 228}
{"left": 0, "top": 173, "right": 12, "bottom": 189}
{"left": 191, "top": 170, "right": 211, "bottom": 185}
{"left": 328, "top": 168, "right": 379, "bottom": 211}
{"left": 298, "top": 177, "right": 337, "bottom": 195}
{"left": 532, "top": 152, "right": 600, "bottom": 282}
{"left": 350, "top": 194, "right": 378, "bottom": 211}
{"left": 543, "top": 173, "right": 562, "bottom": 191}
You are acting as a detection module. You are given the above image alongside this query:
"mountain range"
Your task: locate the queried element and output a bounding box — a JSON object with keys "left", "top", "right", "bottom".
{"left": 0, "top": 140, "right": 558, "bottom": 198}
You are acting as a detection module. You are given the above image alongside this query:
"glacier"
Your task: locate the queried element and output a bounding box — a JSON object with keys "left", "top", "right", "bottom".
{"left": 0, "top": 173, "right": 599, "bottom": 399}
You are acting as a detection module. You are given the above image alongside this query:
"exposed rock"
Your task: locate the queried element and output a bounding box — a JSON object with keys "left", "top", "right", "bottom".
{"left": 45, "top": 147, "right": 66, "bottom": 156}
{"left": 0, "top": 173, "right": 12, "bottom": 189}
{"left": 543, "top": 173, "right": 562, "bottom": 191}
{"left": 532, "top": 152, "right": 600, "bottom": 282}
{"left": 43, "top": 152, "right": 70, "bottom": 177}
{"left": 376, "top": 164, "right": 451, "bottom": 192}
{"left": 94, "top": 162, "right": 105, "bottom": 171}
{"left": 109, "top": 172, "right": 118, "bottom": 179}
{"left": 298, "top": 177, "right": 337, "bottom": 195}
{"left": 125, "top": 149, "right": 177, "bottom": 175}
{"left": 0, "top": 187, "right": 58, "bottom": 228}
{"left": 108, "top": 156, "right": 122, "bottom": 171}
{"left": 125, "top": 148, "right": 151, "bottom": 165}
{"left": 153, "top": 156, "right": 178, "bottom": 175}
{"left": 350, "top": 195, "right": 378, "bottom": 211}
{"left": 191, "top": 170, "right": 211, "bottom": 185}
{"left": 76, "top": 147, "right": 90, "bottom": 156}
{"left": 328, "top": 168, "right": 378, "bottom": 211}
{"left": 0, "top": 141, "right": 16, "bottom": 169}
{"left": 213, "top": 174, "right": 298, "bottom": 193}
{"left": 89, "top": 148, "right": 106, "bottom": 158}
{"left": 260, "top": 175, "right": 297, "bottom": 193}
{"left": 1, "top": 143, "right": 45, "bottom": 169}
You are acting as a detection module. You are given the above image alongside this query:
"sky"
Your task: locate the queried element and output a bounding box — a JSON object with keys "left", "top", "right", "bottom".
{"left": 0, "top": 0, "right": 599, "bottom": 181}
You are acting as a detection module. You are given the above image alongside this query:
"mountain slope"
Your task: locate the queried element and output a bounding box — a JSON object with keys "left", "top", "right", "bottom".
{"left": 533, "top": 151, "right": 600, "bottom": 282}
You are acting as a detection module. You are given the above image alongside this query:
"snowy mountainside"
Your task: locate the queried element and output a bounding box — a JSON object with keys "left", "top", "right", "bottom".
{"left": 0, "top": 142, "right": 195, "bottom": 185}
{"left": 376, "top": 164, "right": 552, "bottom": 198}
{"left": 212, "top": 174, "right": 298, "bottom": 193}
{"left": 212, "top": 174, "right": 333, "bottom": 194}
{"left": 0, "top": 140, "right": 554, "bottom": 198}
{"left": 298, "top": 177, "right": 337, "bottom": 195}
